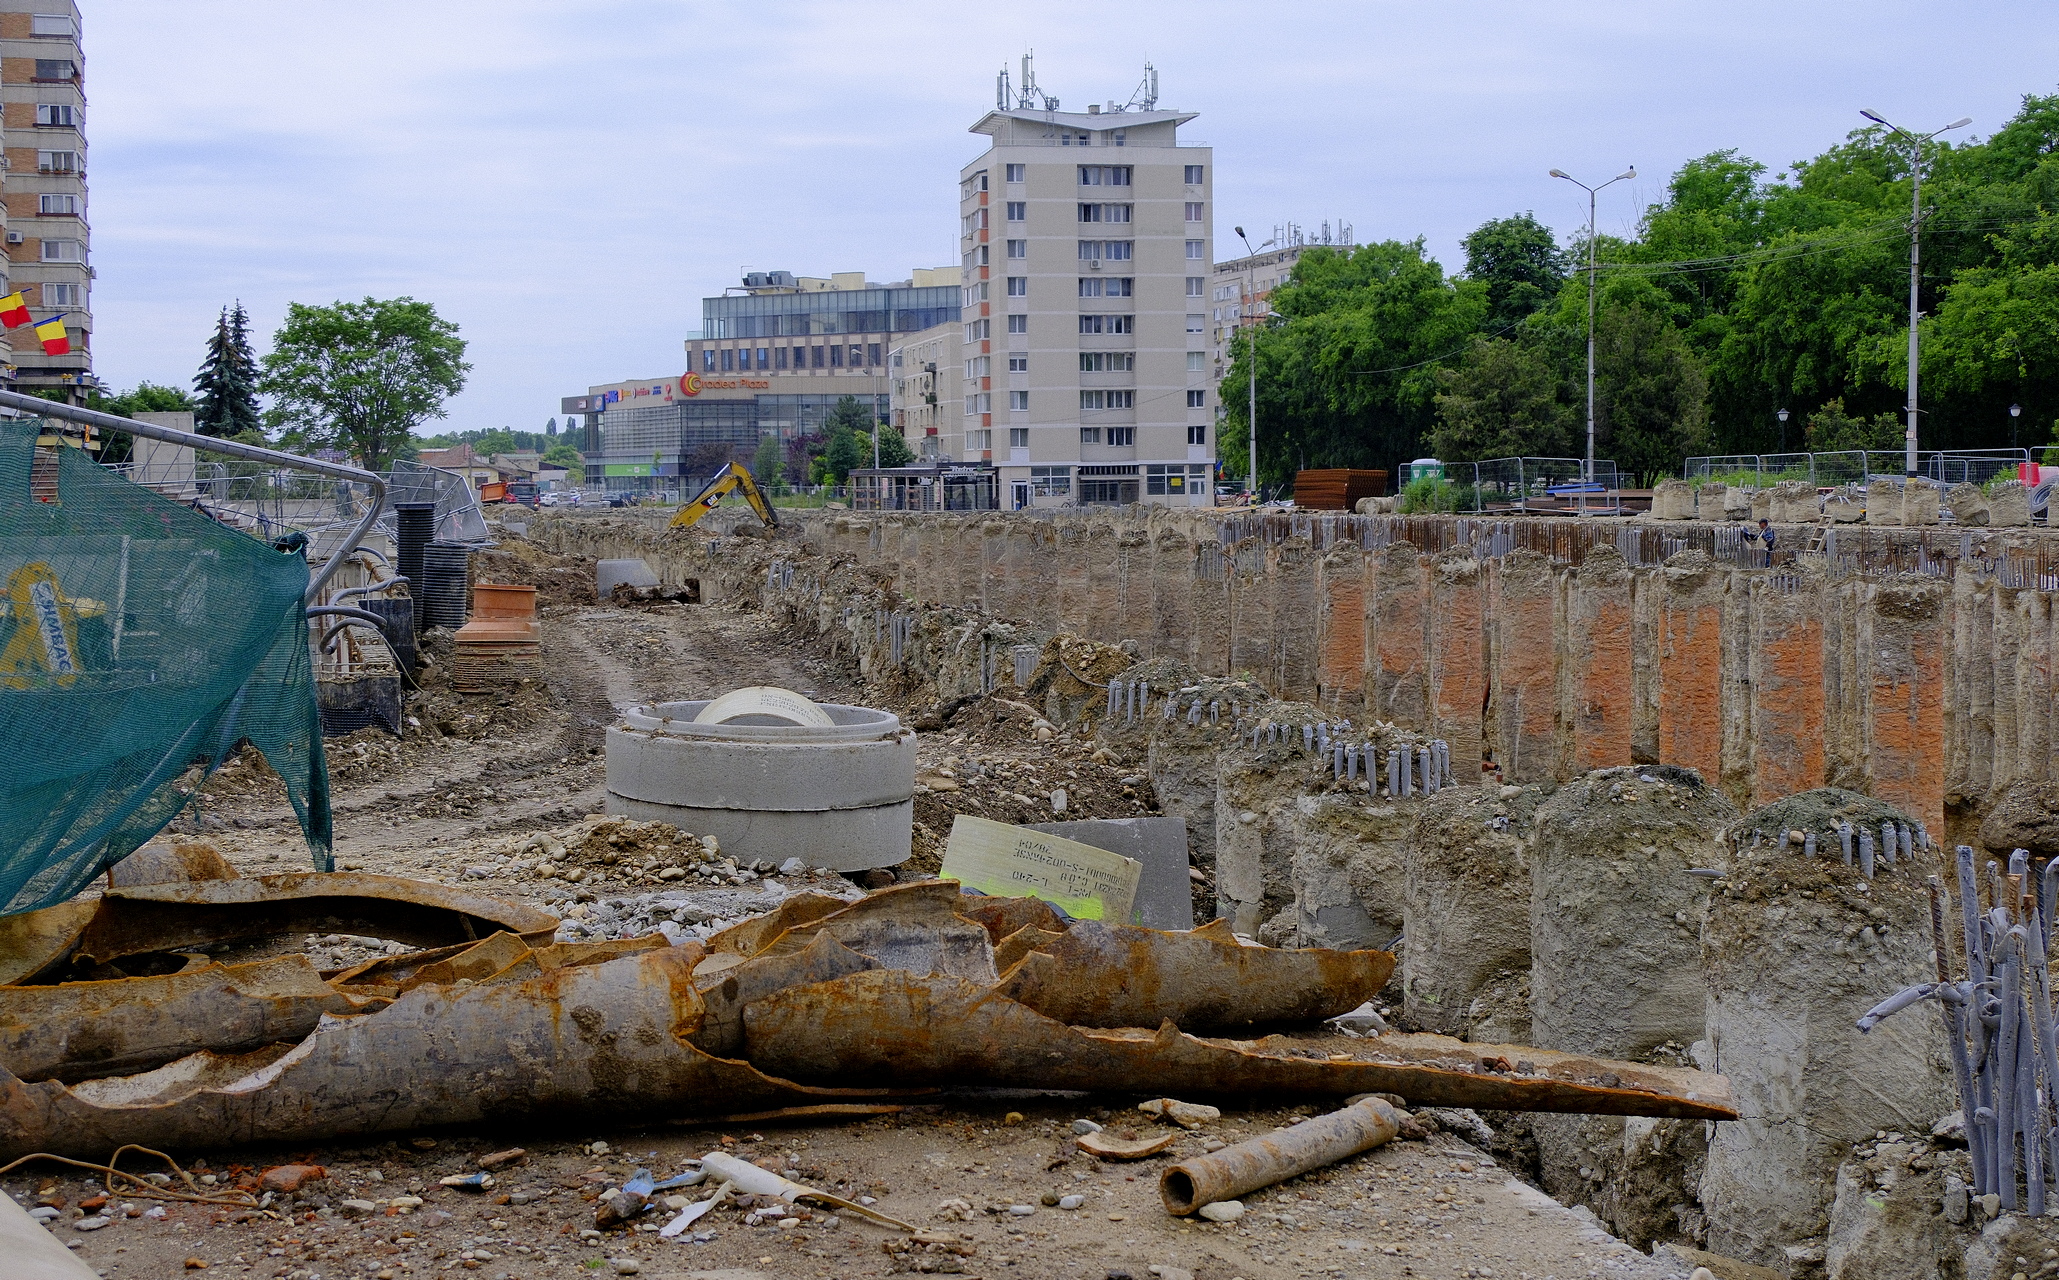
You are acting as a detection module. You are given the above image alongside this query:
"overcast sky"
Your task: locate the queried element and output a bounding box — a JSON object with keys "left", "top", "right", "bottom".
{"left": 84, "top": 0, "right": 2057, "bottom": 436}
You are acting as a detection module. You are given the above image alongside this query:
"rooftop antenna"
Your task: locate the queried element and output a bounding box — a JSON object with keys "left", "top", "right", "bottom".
{"left": 1016, "top": 50, "right": 1058, "bottom": 111}
{"left": 1124, "top": 61, "right": 1159, "bottom": 111}
{"left": 996, "top": 64, "right": 1010, "bottom": 111}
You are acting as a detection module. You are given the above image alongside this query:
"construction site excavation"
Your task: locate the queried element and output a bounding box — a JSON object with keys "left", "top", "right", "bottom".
{"left": 16, "top": 421, "right": 2059, "bottom": 1280}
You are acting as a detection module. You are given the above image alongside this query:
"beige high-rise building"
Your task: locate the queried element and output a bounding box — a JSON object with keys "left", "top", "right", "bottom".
{"left": 958, "top": 89, "right": 1215, "bottom": 508}
{"left": 0, "top": 0, "right": 89, "bottom": 398}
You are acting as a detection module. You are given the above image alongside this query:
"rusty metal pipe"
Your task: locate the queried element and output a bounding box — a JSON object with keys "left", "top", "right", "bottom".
{"left": 1158, "top": 1096, "right": 1400, "bottom": 1216}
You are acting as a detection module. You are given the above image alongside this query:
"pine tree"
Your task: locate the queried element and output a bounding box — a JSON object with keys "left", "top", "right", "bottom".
{"left": 193, "top": 302, "right": 261, "bottom": 438}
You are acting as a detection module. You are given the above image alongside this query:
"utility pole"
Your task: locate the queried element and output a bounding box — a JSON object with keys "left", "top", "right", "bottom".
{"left": 1860, "top": 109, "right": 1971, "bottom": 477}
{"left": 1549, "top": 165, "right": 1635, "bottom": 514}
{"left": 1235, "top": 227, "right": 1262, "bottom": 503}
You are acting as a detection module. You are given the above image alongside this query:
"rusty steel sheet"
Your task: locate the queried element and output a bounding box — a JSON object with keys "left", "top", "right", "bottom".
{"left": 744, "top": 881, "right": 999, "bottom": 983}
{"left": 954, "top": 892, "right": 1066, "bottom": 942}
{"left": 0, "top": 939, "right": 903, "bottom": 1161}
{"left": 66, "top": 872, "right": 560, "bottom": 968}
{"left": 995, "top": 919, "right": 1393, "bottom": 1033}
{"left": 740, "top": 969, "right": 1737, "bottom": 1121}
{"left": 0, "top": 900, "right": 97, "bottom": 987}
{"left": 0, "top": 954, "right": 379, "bottom": 1084}
{"left": 689, "top": 931, "right": 880, "bottom": 1057}
{"left": 701, "top": 892, "right": 852, "bottom": 957}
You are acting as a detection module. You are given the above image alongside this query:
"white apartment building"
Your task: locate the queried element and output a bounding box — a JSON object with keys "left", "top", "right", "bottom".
{"left": 0, "top": 0, "right": 89, "bottom": 398}
{"left": 957, "top": 101, "right": 1215, "bottom": 508}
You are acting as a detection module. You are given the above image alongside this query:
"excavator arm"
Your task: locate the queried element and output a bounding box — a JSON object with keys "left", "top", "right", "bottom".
{"left": 669, "top": 462, "right": 781, "bottom": 532}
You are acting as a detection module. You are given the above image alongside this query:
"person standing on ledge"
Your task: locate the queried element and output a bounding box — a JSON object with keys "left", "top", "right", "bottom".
{"left": 1745, "top": 517, "right": 1776, "bottom": 567}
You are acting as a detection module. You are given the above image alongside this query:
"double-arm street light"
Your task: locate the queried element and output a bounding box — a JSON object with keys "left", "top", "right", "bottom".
{"left": 1549, "top": 165, "right": 1635, "bottom": 512}
{"left": 1859, "top": 108, "right": 1972, "bottom": 477}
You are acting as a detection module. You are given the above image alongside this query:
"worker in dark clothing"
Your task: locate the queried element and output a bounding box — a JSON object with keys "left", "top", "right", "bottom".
{"left": 1745, "top": 517, "right": 1775, "bottom": 567}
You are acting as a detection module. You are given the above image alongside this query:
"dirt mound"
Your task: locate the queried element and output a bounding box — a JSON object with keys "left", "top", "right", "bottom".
{"left": 470, "top": 540, "right": 599, "bottom": 610}
{"left": 1741, "top": 787, "right": 1916, "bottom": 852}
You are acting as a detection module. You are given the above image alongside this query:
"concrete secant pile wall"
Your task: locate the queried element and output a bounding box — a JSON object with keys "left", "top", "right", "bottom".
{"left": 534, "top": 508, "right": 2059, "bottom": 846}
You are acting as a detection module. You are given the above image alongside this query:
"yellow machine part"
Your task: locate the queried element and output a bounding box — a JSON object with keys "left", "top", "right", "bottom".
{"left": 668, "top": 462, "right": 780, "bottom": 532}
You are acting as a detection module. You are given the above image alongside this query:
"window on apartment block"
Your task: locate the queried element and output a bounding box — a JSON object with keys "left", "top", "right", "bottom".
{"left": 720, "top": 348, "right": 735, "bottom": 372}
{"left": 33, "top": 59, "right": 74, "bottom": 81}
{"left": 1009, "top": 427, "right": 1029, "bottom": 448}
{"left": 966, "top": 355, "right": 991, "bottom": 378}
{"left": 702, "top": 350, "right": 715, "bottom": 371}
{"left": 1187, "top": 390, "right": 1207, "bottom": 408}
{"left": 1108, "top": 426, "right": 1135, "bottom": 445}
{"left": 811, "top": 345, "right": 825, "bottom": 368}
{"left": 1009, "top": 390, "right": 1029, "bottom": 411}
{"left": 1006, "top": 201, "right": 1026, "bottom": 221}
{"left": 1187, "top": 351, "right": 1206, "bottom": 371}
{"left": 1184, "top": 165, "right": 1204, "bottom": 184}
{"left": 1006, "top": 314, "right": 1027, "bottom": 333}
{"left": 1077, "top": 165, "right": 1132, "bottom": 186}
{"left": 1006, "top": 239, "right": 1026, "bottom": 259}
{"left": 1077, "top": 203, "right": 1132, "bottom": 223}
{"left": 1006, "top": 163, "right": 1025, "bottom": 183}
{"left": 1006, "top": 277, "right": 1026, "bottom": 297}
{"left": 1007, "top": 354, "right": 1027, "bottom": 372}
{"left": 775, "top": 346, "right": 789, "bottom": 369}
{"left": 1185, "top": 202, "right": 1204, "bottom": 223}
{"left": 1185, "top": 239, "right": 1205, "bottom": 260}
{"left": 868, "top": 343, "right": 881, "bottom": 366}
{"left": 38, "top": 237, "right": 82, "bottom": 263}
{"left": 1079, "top": 352, "right": 1134, "bottom": 372}
{"left": 1079, "top": 425, "right": 1102, "bottom": 443}
{"left": 36, "top": 150, "right": 77, "bottom": 173}
{"left": 1186, "top": 277, "right": 1204, "bottom": 297}
{"left": 36, "top": 193, "right": 76, "bottom": 215}
{"left": 31, "top": 13, "right": 75, "bottom": 36}
{"left": 966, "top": 429, "right": 992, "bottom": 451}
{"left": 1188, "top": 424, "right": 1207, "bottom": 445}
{"left": 40, "top": 281, "right": 79, "bottom": 307}
{"left": 1186, "top": 314, "right": 1205, "bottom": 334}
{"left": 1031, "top": 466, "right": 1071, "bottom": 496}
{"left": 34, "top": 104, "right": 74, "bottom": 127}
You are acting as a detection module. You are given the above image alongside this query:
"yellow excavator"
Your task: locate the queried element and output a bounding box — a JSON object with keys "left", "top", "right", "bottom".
{"left": 668, "top": 461, "right": 781, "bottom": 532}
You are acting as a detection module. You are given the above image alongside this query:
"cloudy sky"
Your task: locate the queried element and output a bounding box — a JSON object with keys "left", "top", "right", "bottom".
{"left": 84, "top": 0, "right": 2057, "bottom": 436}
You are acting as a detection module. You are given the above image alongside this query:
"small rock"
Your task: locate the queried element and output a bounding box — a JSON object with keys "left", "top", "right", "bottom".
{"left": 388, "top": 1195, "right": 424, "bottom": 1211}
{"left": 260, "top": 1164, "right": 327, "bottom": 1193}
{"left": 589, "top": 1140, "right": 612, "bottom": 1156}
{"left": 476, "top": 1147, "right": 527, "bottom": 1170}
{"left": 779, "top": 857, "right": 806, "bottom": 876}
{"left": 1004, "top": 1111, "right": 1024, "bottom": 1125}
{"left": 1058, "top": 1194, "right": 1086, "bottom": 1210}
{"left": 1201, "top": 1138, "right": 1227, "bottom": 1153}
{"left": 339, "top": 1200, "right": 379, "bottom": 1219}
{"left": 1051, "top": 788, "right": 1068, "bottom": 814}
{"left": 1008, "top": 1203, "right": 1036, "bottom": 1216}
{"left": 29, "top": 1206, "right": 58, "bottom": 1222}
{"left": 1198, "top": 1200, "right": 1245, "bottom": 1223}
{"left": 1071, "top": 1119, "right": 1103, "bottom": 1135}
{"left": 184, "top": 1260, "right": 208, "bottom": 1271}
{"left": 73, "top": 1215, "right": 111, "bottom": 1231}
{"left": 410, "top": 1137, "right": 437, "bottom": 1150}
{"left": 462, "top": 865, "right": 495, "bottom": 879}
{"left": 1942, "top": 1177, "right": 1968, "bottom": 1224}
{"left": 1982, "top": 1192, "right": 2002, "bottom": 1219}
{"left": 608, "top": 1260, "right": 640, "bottom": 1276}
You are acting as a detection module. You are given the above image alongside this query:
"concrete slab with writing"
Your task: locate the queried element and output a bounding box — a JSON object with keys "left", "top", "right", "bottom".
{"left": 941, "top": 814, "right": 1141, "bottom": 924}
{"left": 1026, "top": 817, "right": 1194, "bottom": 931}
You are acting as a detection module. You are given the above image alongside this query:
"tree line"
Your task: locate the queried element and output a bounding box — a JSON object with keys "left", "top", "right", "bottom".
{"left": 1218, "top": 91, "right": 2059, "bottom": 490}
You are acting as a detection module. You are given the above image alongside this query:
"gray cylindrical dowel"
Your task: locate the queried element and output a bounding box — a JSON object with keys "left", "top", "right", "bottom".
{"left": 1159, "top": 1098, "right": 1400, "bottom": 1215}
{"left": 1803, "top": 832, "right": 1817, "bottom": 859}
{"left": 1859, "top": 830, "right": 1875, "bottom": 879}
{"left": 1419, "top": 746, "right": 1434, "bottom": 794}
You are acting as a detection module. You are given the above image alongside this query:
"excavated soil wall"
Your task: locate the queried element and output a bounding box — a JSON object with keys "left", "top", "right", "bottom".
{"left": 535, "top": 509, "right": 2059, "bottom": 844}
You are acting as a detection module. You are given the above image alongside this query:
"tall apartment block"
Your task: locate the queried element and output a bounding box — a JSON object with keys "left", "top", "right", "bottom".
{"left": 0, "top": 0, "right": 88, "bottom": 398}
{"left": 957, "top": 84, "right": 1215, "bottom": 507}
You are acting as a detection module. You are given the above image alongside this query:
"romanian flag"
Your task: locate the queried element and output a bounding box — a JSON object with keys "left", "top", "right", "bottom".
{"left": 0, "top": 293, "right": 28, "bottom": 329}
{"left": 34, "top": 315, "right": 68, "bottom": 356}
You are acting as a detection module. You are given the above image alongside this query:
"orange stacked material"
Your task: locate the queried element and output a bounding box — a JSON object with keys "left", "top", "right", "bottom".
{"left": 1293, "top": 468, "right": 1387, "bottom": 510}
{"left": 451, "top": 583, "right": 541, "bottom": 692}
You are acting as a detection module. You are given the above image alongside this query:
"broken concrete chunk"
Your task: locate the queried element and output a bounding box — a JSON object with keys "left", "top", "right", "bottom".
{"left": 1077, "top": 1130, "right": 1178, "bottom": 1160}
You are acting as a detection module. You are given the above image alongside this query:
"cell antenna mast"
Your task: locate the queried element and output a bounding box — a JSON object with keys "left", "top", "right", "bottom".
{"left": 997, "top": 65, "right": 1011, "bottom": 110}
{"left": 1015, "top": 50, "right": 1058, "bottom": 111}
{"left": 1125, "top": 62, "right": 1159, "bottom": 111}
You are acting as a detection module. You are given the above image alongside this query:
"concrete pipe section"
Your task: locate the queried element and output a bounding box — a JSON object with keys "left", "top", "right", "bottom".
{"left": 605, "top": 686, "right": 916, "bottom": 870}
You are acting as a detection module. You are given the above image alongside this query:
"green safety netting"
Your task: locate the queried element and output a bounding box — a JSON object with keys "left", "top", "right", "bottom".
{"left": 0, "top": 417, "right": 331, "bottom": 914}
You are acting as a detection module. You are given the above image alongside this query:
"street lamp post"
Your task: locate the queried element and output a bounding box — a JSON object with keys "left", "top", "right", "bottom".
{"left": 1777, "top": 408, "right": 1790, "bottom": 454}
{"left": 1550, "top": 166, "right": 1636, "bottom": 515}
{"left": 2010, "top": 402, "right": 2023, "bottom": 451}
{"left": 1236, "top": 227, "right": 1261, "bottom": 503}
{"left": 1859, "top": 109, "right": 1972, "bottom": 477}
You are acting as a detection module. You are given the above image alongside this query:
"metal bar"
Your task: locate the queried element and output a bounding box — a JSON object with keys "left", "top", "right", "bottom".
{"left": 0, "top": 389, "right": 386, "bottom": 605}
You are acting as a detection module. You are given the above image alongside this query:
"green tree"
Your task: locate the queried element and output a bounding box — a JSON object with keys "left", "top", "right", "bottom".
{"left": 472, "top": 428, "right": 519, "bottom": 457}
{"left": 1803, "top": 397, "right": 1903, "bottom": 452}
{"left": 1462, "top": 213, "right": 1567, "bottom": 331}
{"left": 1592, "top": 303, "right": 1710, "bottom": 479}
{"left": 260, "top": 296, "right": 469, "bottom": 469}
{"left": 823, "top": 425, "right": 865, "bottom": 482}
{"left": 873, "top": 426, "right": 916, "bottom": 467}
{"left": 825, "top": 395, "right": 873, "bottom": 437}
{"left": 106, "top": 381, "right": 198, "bottom": 417}
{"left": 751, "top": 434, "right": 785, "bottom": 487}
{"left": 192, "top": 303, "right": 262, "bottom": 438}
{"left": 543, "top": 441, "right": 583, "bottom": 469}
{"left": 1431, "top": 327, "right": 1582, "bottom": 461}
